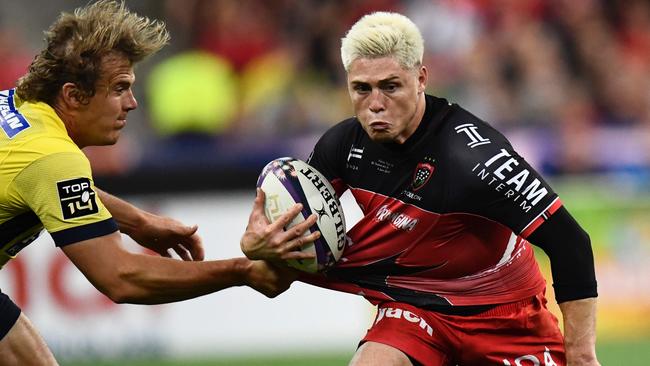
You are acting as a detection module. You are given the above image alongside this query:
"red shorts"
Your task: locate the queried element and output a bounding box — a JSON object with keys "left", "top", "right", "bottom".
{"left": 362, "top": 292, "right": 565, "bottom": 366}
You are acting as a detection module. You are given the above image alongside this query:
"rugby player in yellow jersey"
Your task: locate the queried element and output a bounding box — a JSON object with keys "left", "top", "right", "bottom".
{"left": 0, "top": 1, "right": 316, "bottom": 364}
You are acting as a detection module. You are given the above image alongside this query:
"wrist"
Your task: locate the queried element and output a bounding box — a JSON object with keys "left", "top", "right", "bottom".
{"left": 233, "top": 257, "right": 254, "bottom": 287}
{"left": 118, "top": 209, "right": 148, "bottom": 237}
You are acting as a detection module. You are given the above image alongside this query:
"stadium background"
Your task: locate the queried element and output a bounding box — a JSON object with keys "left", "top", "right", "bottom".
{"left": 1, "top": 0, "right": 649, "bottom": 364}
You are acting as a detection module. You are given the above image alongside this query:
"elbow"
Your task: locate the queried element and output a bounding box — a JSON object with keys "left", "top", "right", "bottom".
{"left": 105, "top": 291, "right": 129, "bottom": 304}
{"left": 95, "top": 265, "right": 143, "bottom": 304}
{"left": 578, "top": 227, "right": 591, "bottom": 245}
{"left": 103, "top": 286, "right": 135, "bottom": 304}
{"left": 94, "top": 282, "right": 130, "bottom": 304}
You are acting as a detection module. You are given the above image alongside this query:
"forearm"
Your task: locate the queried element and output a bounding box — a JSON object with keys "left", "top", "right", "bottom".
{"left": 559, "top": 297, "right": 599, "bottom": 365}
{"left": 96, "top": 187, "right": 145, "bottom": 236}
{"left": 109, "top": 252, "right": 250, "bottom": 304}
{"left": 64, "top": 231, "right": 288, "bottom": 304}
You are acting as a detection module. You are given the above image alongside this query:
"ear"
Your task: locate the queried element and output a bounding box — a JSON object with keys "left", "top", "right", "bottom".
{"left": 417, "top": 65, "right": 428, "bottom": 94}
{"left": 60, "top": 83, "right": 84, "bottom": 109}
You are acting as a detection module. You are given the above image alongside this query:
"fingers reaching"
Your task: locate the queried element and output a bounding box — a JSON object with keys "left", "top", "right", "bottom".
{"left": 172, "top": 244, "right": 192, "bottom": 261}
{"left": 241, "top": 189, "right": 322, "bottom": 262}
{"left": 181, "top": 225, "right": 204, "bottom": 261}
{"left": 184, "top": 224, "right": 199, "bottom": 237}
{"left": 269, "top": 203, "right": 304, "bottom": 232}
{"left": 279, "top": 230, "right": 319, "bottom": 260}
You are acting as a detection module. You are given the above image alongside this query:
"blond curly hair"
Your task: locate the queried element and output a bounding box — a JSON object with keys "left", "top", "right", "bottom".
{"left": 16, "top": 0, "right": 169, "bottom": 104}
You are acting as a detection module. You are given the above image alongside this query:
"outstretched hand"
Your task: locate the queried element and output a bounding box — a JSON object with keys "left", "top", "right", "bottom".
{"left": 241, "top": 188, "right": 319, "bottom": 261}
{"left": 128, "top": 212, "right": 204, "bottom": 261}
{"left": 246, "top": 260, "right": 300, "bottom": 298}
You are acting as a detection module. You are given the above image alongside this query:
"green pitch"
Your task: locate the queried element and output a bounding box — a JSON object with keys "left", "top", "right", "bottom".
{"left": 62, "top": 338, "right": 650, "bottom": 366}
{"left": 62, "top": 353, "right": 351, "bottom": 366}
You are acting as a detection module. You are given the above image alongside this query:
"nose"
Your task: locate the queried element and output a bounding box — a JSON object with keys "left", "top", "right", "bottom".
{"left": 368, "top": 88, "right": 385, "bottom": 114}
{"left": 123, "top": 89, "right": 138, "bottom": 111}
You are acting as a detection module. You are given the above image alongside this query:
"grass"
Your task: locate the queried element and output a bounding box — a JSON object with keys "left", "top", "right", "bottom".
{"left": 597, "top": 338, "right": 650, "bottom": 365}
{"left": 61, "top": 338, "right": 650, "bottom": 366}
{"left": 62, "top": 353, "right": 351, "bottom": 366}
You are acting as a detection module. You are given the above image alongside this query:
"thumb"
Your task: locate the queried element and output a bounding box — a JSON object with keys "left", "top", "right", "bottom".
{"left": 183, "top": 224, "right": 199, "bottom": 236}
{"left": 254, "top": 188, "right": 265, "bottom": 208}
{"left": 250, "top": 188, "right": 268, "bottom": 222}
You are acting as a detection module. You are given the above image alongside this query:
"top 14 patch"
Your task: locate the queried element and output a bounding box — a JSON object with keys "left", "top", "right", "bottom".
{"left": 57, "top": 178, "right": 99, "bottom": 219}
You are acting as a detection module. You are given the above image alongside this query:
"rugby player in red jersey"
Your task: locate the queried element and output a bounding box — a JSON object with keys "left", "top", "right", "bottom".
{"left": 243, "top": 11, "right": 600, "bottom": 366}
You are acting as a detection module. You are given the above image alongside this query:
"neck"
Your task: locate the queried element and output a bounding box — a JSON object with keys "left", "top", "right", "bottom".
{"left": 52, "top": 100, "right": 84, "bottom": 148}
{"left": 395, "top": 92, "right": 426, "bottom": 144}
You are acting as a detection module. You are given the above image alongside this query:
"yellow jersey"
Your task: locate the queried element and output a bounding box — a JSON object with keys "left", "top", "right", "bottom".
{"left": 0, "top": 89, "right": 117, "bottom": 268}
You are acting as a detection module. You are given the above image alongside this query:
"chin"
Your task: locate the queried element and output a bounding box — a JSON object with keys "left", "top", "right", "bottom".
{"left": 368, "top": 132, "right": 397, "bottom": 144}
{"left": 100, "top": 136, "right": 120, "bottom": 146}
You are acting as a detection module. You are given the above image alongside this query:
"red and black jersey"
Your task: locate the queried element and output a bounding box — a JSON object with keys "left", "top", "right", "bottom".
{"left": 304, "top": 95, "right": 565, "bottom": 308}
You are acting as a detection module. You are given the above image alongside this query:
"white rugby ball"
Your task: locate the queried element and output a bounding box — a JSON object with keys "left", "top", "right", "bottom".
{"left": 256, "top": 157, "right": 346, "bottom": 273}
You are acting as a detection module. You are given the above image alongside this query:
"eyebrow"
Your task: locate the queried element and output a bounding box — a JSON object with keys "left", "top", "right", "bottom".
{"left": 350, "top": 75, "right": 401, "bottom": 85}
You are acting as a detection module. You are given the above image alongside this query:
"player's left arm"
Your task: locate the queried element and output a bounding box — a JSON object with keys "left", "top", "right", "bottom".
{"left": 96, "top": 188, "right": 204, "bottom": 261}
{"left": 447, "top": 109, "right": 599, "bottom": 364}
{"left": 558, "top": 298, "right": 599, "bottom": 366}
{"left": 527, "top": 208, "right": 599, "bottom": 365}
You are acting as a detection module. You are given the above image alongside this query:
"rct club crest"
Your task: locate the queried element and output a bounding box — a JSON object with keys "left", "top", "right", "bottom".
{"left": 411, "top": 163, "right": 434, "bottom": 191}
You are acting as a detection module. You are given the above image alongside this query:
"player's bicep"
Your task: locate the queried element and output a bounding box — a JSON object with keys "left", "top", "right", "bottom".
{"left": 527, "top": 207, "right": 597, "bottom": 302}
{"left": 61, "top": 231, "right": 127, "bottom": 294}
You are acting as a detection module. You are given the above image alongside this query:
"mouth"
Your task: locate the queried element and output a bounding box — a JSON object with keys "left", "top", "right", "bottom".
{"left": 369, "top": 121, "right": 390, "bottom": 131}
{"left": 116, "top": 117, "right": 127, "bottom": 128}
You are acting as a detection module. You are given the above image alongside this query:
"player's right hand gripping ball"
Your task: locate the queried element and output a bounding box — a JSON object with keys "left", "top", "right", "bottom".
{"left": 257, "top": 157, "right": 347, "bottom": 273}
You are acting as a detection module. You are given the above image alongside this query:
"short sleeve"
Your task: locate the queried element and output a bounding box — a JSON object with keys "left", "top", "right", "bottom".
{"left": 444, "top": 113, "right": 562, "bottom": 238}
{"left": 10, "top": 151, "right": 117, "bottom": 246}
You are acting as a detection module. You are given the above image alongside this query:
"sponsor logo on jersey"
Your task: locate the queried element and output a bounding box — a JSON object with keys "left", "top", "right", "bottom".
{"left": 471, "top": 148, "right": 548, "bottom": 213}
{"left": 411, "top": 162, "right": 434, "bottom": 191}
{"left": 375, "top": 306, "right": 433, "bottom": 337}
{"left": 347, "top": 145, "right": 364, "bottom": 162}
{"left": 0, "top": 89, "right": 31, "bottom": 139}
{"left": 455, "top": 123, "right": 490, "bottom": 148}
{"left": 57, "top": 178, "right": 99, "bottom": 219}
{"left": 375, "top": 205, "right": 418, "bottom": 231}
{"left": 346, "top": 145, "right": 364, "bottom": 171}
{"left": 502, "top": 347, "right": 558, "bottom": 366}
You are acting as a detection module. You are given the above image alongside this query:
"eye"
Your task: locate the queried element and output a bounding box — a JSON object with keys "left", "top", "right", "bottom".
{"left": 383, "top": 83, "right": 398, "bottom": 92}
{"left": 353, "top": 84, "right": 371, "bottom": 94}
{"left": 113, "top": 81, "right": 132, "bottom": 94}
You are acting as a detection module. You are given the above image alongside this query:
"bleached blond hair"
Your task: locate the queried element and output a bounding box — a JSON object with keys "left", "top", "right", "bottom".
{"left": 340, "top": 12, "right": 424, "bottom": 72}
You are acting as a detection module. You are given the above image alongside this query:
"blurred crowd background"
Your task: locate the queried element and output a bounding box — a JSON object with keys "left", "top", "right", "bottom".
{"left": 1, "top": 0, "right": 649, "bottom": 190}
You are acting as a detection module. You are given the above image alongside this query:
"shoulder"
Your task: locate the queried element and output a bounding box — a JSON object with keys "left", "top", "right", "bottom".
{"left": 443, "top": 104, "right": 510, "bottom": 147}
{"left": 319, "top": 118, "right": 360, "bottom": 143}
{"left": 12, "top": 99, "right": 81, "bottom": 157}
{"left": 312, "top": 117, "right": 360, "bottom": 155}
{"left": 2, "top": 132, "right": 85, "bottom": 185}
{"left": 12, "top": 134, "right": 85, "bottom": 171}
{"left": 308, "top": 118, "right": 360, "bottom": 182}
{"left": 437, "top": 103, "right": 512, "bottom": 170}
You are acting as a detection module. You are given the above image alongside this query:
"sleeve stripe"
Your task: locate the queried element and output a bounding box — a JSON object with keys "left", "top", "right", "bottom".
{"left": 50, "top": 218, "right": 118, "bottom": 247}
{"left": 520, "top": 197, "right": 563, "bottom": 238}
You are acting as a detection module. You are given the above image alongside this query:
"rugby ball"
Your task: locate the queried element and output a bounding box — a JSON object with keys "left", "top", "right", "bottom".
{"left": 256, "top": 157, "right": 346, "bottom": 273}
